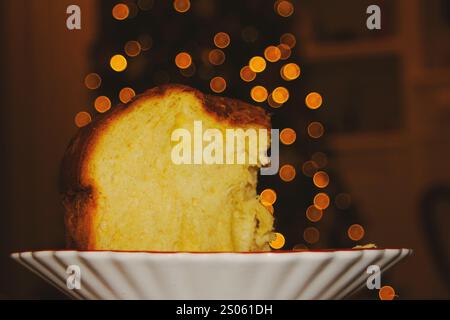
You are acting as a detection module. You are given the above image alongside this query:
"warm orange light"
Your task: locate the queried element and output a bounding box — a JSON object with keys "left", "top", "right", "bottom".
{"left": 348, "top": 224, "right": 365, "bottom": 241}
{"left": 264, "top": 204, "right": 274, "bottom": 215}
{"left": 306, "top": 92, "right": 323, "bottom": 109}
{"left": 335, "top": 193, "right": 352, "bottom": 210}
{"left": 84, "top": 73, "right": 102, "bottom": 90}
{"left": 279, "top": 164, "right": 296, "bottom": 182}
{"left": 270, "top": 232, "right": 286, "bottom": 249}
{"left": 307, "top": 122, "right": 324, "bottom": 139}
{"left": 208, "top": 49, "right": 226, "bottom": 66}
{"left": 280, "top": 128, "right": 296, "bottom": 145}
{"left": 313, "top": 171, "right": 329, "bottom": 188}
{"left": 175, "top": 52, "right": 192, "bottom": 69}
{"left": 110, "top": 54, "right": 128, "bottom": 72}
{"left": 260, "top": 189, "right": 277, "bottom": 206}
{"left": 278, "top": 44, "right": 291, "bottom": 60}
{"left": 314, "top": 193, "right": 330, "bottom": 210}
{"left": 119, "top": 87, "right": 136, "bottom": 104}
{"left": 214, "top": 32, "right": 231, "bottom": 49}
{"left": 379, "top": 286, "right": 396, "bottom": 300}
{"left": 240, "top": 66, "right": 256, "bottom": 82}
{"left": 124, "top": 40, "right": 141, "bottom": 57}
{"left": 94, "top": 96, "right": 112, "bottom": 113}
{"left": 173, "top": 0, "right": 191, "bottom": 13}
{"left": 280, "top": 33, "right": 296, "bottom": 48}
{"left": 306, "top": 205, "right": 323, "bottom": 222}
{"left": 112, "top": 3, "right": 130, "bottom": 20}
{"left": 264, "top": 46, "right": 281, "bottom": 63}
{"left": 267, "top": 94, "right": 283, "bottom": 108}
{"left": 276, "top": 1, "right": 294, "bottom": 18}
{"left": 303, "top": 227, "right": 320, "bottom": 244}
{"left": 249, "top": 56, "right": 266, "bottom": 73}
{"left": 250, "top": 86, "right": 268, "bottom": 103}
{"left": 74, "top": 111, "right": 92, "bottom": 128}
{"left": 302, "top": 160, "right": 319, "bottom": 177}
{"left": 210, "top": 76, "right": 227, "bottom": 93}
{"left": 281, "top": 63, "right": 301, "bottom": 81}
{"left": 272, "top": 87, "right": 290, "bottom": 104}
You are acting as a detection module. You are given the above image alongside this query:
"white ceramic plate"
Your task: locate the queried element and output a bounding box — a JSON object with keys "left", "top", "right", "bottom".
{"left": 11, "top": 249, "right": 411, "bottom": 300}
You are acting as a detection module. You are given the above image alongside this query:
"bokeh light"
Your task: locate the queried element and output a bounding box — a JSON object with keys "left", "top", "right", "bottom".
{"left": 249, "top": 56, "right": 266, "bottom": 73}
{"left": 348, "top": 224, "right": 365, "bottom": 241}
{"left": 110, "top": 54, "right": 128, "bottom": 72}
{"left": 74, "top": 111, "right": 92, "bottom": 128}
{"left": 264, "top": 46, "right": 281, "bottom": 63}
{"left": 281, "top": 63, "right": 301, "bottom": 81}
{"left": 240, "top": 66, "right": 256, "bottom": 82}
{"left": 278, "top": 44, "right": 291, "bottom": 60}
{"left": 272, "top": 87, "right": 290, "bottom": 104}
{"left": 307, "top": 122, "right": 325, "bottom": 139}
{"left": 280, "top": 128, "right": 296, "bottom": 145}
{"left": 314, "top": 193, "right": 330, "bottom": 210}
{"left": 260, "top": 189, "right": 277, "bottom": 206}
{"left": 112, "top": 3, "right": 130, "bottom": 20}
{"left": 276, "top": 1, "right": 294, "bottom": 18}
{"left": 280, "top": 33, "right": 296, "bottom": 48}
{"left": 119, "top": 87, "right": 136, "bottom": 104}
{"left": 94, "top": 96, "right": 112, "bottom": 113}
{"left": 124, "top": 40, "right": 141, "bottom": 57}
{"left": 138, "top": 34, "right": 153, "bottom": 51}
{"left": 84, "top": 73, "right": 102, "bottom": 90}
{"left": 214, "top": 32, "right": 231, "bottom": 49}
{"left": 311, "top": 152, "right": 328, "bottom": 168}
{"left": 302, "top": 160, "right": 319, "bottom": 177}
{"left": 208, "top": 49, "right": 226, "bottom": 66}
{"left": 313, "top": 171, "right": 330, "bottom": 188}
{"left": 306, "top": 92, "right": 323, "bottom": 109}
{"left": 267, "top": 94, "right": 283, "bottom": 108}
{"left": 210, "top": 76, "right": 227, "bottom": 93}
{"left": 303, "top": 227, "right": 320, "bottom": 244}
{"left": 379, "top": 286, "right": 396, "bottom": 300}
{"left": 173, "top": 0, "right": 191, "bottom": 13}
{"left": 306, "top": 205, "right": 323, "bottom": 222}
{"left": 250, "top": 86, "right": 268, "bottom": 103}
{"left": 264, "top": 204, "right": 274, "bottom": 215}
{"left": 279, "top": 164, "right": 296, "bottom": 182}
{"left": 175, "top": 52, "right": 192, "bottom": 69}
{"left": 270, "top": 232, "right": 286, "bottom": 249}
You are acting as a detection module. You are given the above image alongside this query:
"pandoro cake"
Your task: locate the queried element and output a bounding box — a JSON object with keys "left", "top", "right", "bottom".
{"left": 60, "top": 84, "right": 274, "bottom": 252}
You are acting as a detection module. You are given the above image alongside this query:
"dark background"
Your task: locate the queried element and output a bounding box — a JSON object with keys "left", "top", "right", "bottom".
{"left": 0, "top": 0, "right": 449, "bottom": 299}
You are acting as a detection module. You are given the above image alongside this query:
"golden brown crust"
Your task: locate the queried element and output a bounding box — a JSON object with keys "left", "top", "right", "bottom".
{"left": 60, "top": 84, "right": 271, "bottom": 249}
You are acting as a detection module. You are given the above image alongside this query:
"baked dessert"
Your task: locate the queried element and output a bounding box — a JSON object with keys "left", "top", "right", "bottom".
{"left": 61, "top": 84, "right": 274, "bottom": 252}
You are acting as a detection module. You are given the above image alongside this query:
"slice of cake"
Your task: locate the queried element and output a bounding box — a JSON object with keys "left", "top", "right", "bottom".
{"left": 60, "top": 84, "right": 274, "bottom": 252}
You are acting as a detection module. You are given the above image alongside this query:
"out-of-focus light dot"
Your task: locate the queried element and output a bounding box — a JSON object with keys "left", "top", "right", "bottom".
{"left": 348, "top": 224, "right": 365, "bottom": 241}
{"left": 312, "top": 152, "right": 328, "bottom": 168}
{"left": 281, "top": 63, "right": 301, "bottom": 81}
{"left": 138, "top": 34, "right": 153, "bottom": 51}
{"left": 313, "top": 171, "right": 330, "bottom": 188}
{"left": 280, "top": 32, "right": 296, "bottom": 48}
{"left": 214, "top": 32, "right": 230, "bottom": 49}
{"left": 272, "top": 87, "right": 290, "bottom": 104}
{"left": 94, "top": 96, "right": 111, "bottom": 113}
{"left": 112, "top": 3, "right": 130, "bottom": 20}
{"left": 208, "top": 49, "right": 226, "bottom": 66}
{"left": 175, "top": 52, "right": 192, "bottom": 69}
{"left": 119, "top": 87, "right": 136, "bottom": 104}
{"left": 335, "top": 193, "right": 352, "bottom": 210}
{"left": 249, "top": 56, "right": 266, "bottom": 73}
{"left": 379, "top": 286, "right": 396, "bottom": 300}
{"left": 306, "top": 205, "right": 323, "bottom": 222}
{"left": 264, "top": 204, "right": 274, "bottom": 215}
{"left": 210, "top": 76, "right": 227, "bottom": 93}
{"left": 270, "top": 232, "right": 285, "bottom": 249}
{"left": 173, "top": 0, "right": 191, "bottom": 13}
{"left": 278, "top": 43, "right": 291, "bottom": 60}
{"left": 293, "top": 243, "right": 308, "bottom": 251}
{"left": 260, "top": 189, "right": 277, "bottom": 206}
{"left": 180, "top": 63, "right": 196, "bottom": 77}
{"left": 267, "top": 94, "right": 283, "bottom": 108}
{"left": 302, "top": 160, "right": 319, "bottom": 177}
{"left": 303, "top": 227, "right": 320, "bottom": 244}
{"left": 280, "top": 128, "right": 296, "bottom": 145}
{"left": 74, "top": 111, "right": 92, "bottom": 128}
{"left": 110, "top": 54, "right": 128, "bottom": 72}
{"left": 276, "top": 0, "right": 294, "bottom": 17}
{"left": 240, "top": 66, "right": 256, "bottom": 82}
{"left": 314, "top": 193, "right": 330, "bottom": 210}
{"left": 306, "top": 92, "right": 323, "bottom": 109}
{"left": 250, "top": 86, "right": 268, "bottom": 103}
{"left": 127, "top": 2, "right": 139, "bottom": 18}
{"left": 264, "top": 46, "right": 281, "bottom": 63}
{"left": 137, "top": 0, "right": 154, "bottom": 11}
{"left": 308, "top": 122, "right": 325, "bottom": 139}
{"left": 279, "top": 164, "right": 296, "bottom": 182}
{"left": 84, "top": 73, "right": 102, "bottom": 90}
{"left": 124, "top": 40, "right": 141, "bottom": 57}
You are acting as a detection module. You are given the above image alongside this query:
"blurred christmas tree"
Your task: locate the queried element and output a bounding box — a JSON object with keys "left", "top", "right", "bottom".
{"left": 85, "top": 0, "right": 364, "bottom": 250}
